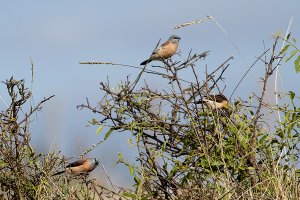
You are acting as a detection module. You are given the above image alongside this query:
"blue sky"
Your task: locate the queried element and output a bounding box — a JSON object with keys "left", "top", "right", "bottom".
{"left": 0, "top": 1, "right": 299, "bottom": 187}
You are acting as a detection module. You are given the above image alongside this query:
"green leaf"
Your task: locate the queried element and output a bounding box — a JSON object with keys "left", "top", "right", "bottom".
{"left": 117, "top": 152, "right": 123, "bottom": 160}
{"left": 294, "top": 55, "right": 300, "bottom": 73}
{"left": 279, "top": 44, "right": 289, "bottom": 55}
{"left": 0, "top": 160, "right": 8, "bottom": 168}
{"left": 104, "top": 128, "right": 113, "bottom": 140}
{"left": 117, "top": 152, "right": 124, "bottom": 164}
{"left": 259, "top": 135, "right": 267, "bottom": 144}
{"left": 162, "top": 140, "right": 167, "bottom": 151}
{"left": 289, "top": 91, "right": 295, "bottom": 100}
{"left": 152, "top": 167, "right": 158, "bottom": 175}
{"left": 128, "top": 165, "right": 134, "bottom": 176}
{"left": 286, "top": 32, "right": 291, "bottom": 40}
{"left": 133, "top": 93, "right": 139, "bottom": 99}
{"left": 170, "top": 166, "right": 178, "bottom": 177}
{"left": 249, "top": 110, "right": 254, "bottom": 116}
{"left": 123, "top": 192, "right": 136, "bottom": 198}
{"left": 286, "top": 49, "right": 298, "bottom": 62}
{"left": 96, "top": 125, "right": 104, "bottom": 134}
{"left": 211, "top": 161, "right": 223, "bottom": 166}
{"left": 134, "top": 176, "right": 141, "bottom": 185}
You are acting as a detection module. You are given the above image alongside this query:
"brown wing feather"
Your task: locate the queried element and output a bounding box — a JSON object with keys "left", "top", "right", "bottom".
{"left": 160, "top": 40, "right": 171, "bottom": 48}
{"left": 143, "top": 39, "right": 178, "bottom": 63}
{"left": 66, "top": 158, "right": 87, "bottom": 168}
{"left": 208, "top": 94, "right": 228, "bottom": 103}
{"left": 152, "top": 41, "right": 171, "bottom": 54}
{"left": 151, "top": 40, "right": 170, "bottom": 55}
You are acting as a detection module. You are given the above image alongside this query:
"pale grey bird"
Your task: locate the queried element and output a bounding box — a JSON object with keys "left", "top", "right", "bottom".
{"left": 140, "top": 35, "right": 181, "bottom": 65}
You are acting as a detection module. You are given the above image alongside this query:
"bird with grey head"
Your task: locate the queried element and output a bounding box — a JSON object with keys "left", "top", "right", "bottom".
{"left": 52, "top": 158, "right": 99, "bottom": 176}
{"left": 140, "top": 35, "right": 181, "bottom": 65}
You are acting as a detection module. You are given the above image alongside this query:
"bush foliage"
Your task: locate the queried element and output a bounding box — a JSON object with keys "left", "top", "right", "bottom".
{"left": 1, "top": 34, "right": 300, "bottom": 200}
{"left": 79, "top": 34, "right": 300, "bottom": 199}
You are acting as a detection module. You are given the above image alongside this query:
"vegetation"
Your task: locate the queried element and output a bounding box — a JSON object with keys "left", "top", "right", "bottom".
{"left": 0, "top": 24, "right": 300, "bottom": 199}
{"left": 0, "top": 78, "right": 121, "bottom": 199}
{"left": 79, "top": 33, "right": 300, "bottom": 199}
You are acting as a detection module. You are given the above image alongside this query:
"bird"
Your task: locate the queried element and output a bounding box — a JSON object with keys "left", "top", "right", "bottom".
{"left": 195, "top": 94, "right": 229, "bottom": 109}
{"left": 52, "top": 158, "right": 99, "bottom": 176}
{"left": 140, "top": 35, "right": 181, "bottom": 65}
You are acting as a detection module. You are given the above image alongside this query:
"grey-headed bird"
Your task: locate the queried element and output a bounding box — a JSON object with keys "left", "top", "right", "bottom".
{"left": 140, "top": 35, "right": 181, "bottom": 65}
{"left": 52, "top": 158, "right": 99, "bottom": 176}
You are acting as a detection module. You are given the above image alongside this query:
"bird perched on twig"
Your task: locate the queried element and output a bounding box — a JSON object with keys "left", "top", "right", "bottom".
{"left": 52, "top": 158, "right": 99, "bottom": 176}
{"left": 195, "top": 94, "right": 229, "bottom": 109}
{"left": 140, "top": 35, "right": 181, "bottom": 65}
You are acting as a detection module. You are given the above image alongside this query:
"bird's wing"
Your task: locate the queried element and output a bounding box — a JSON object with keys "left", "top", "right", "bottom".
{"left": 66, "top": 159, "right": 87, "bottom": 168}
{"left": 208, "top": 94, "right": 228, "bottom": 103}
{"left": 160, "top": 40, "right": 171, "bottom": 48}
{"left": 152, "top": 40, "right": 170, "bottom": 54}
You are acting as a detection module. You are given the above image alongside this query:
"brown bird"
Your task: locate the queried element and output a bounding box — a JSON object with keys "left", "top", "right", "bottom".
{"left": 52, "top": 158, "right": 99, "bottom": 176}
{"left": 140, "top": 35, "right": 181, "bottom": 65}
{"left": 195, "top": 94, "right": 229, "bottom": 109}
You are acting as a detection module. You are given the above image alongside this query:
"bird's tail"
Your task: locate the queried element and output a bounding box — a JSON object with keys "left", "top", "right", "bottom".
{"left": 52, "top": 170, "right": 66, "bottom": 176}
{"left": 140, "top": 59, "right": 151, "bottom": 65}
{"left": 194, "top": 100, "right": 205, "bottom": 104}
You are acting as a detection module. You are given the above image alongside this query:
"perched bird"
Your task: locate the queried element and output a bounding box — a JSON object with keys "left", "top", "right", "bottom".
{"left": 195, "top": 94, "right": 229, "bottom": 109}
{"left": 52, "top": 158, "right": 99, "bottom": 176}
{"left": 140, "top": 35, "right": 181, "bottom": 65}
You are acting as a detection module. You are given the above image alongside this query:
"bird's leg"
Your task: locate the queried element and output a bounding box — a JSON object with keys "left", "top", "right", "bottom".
{"left": 163, "top": 59, "right": 171, "bottom": 70}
